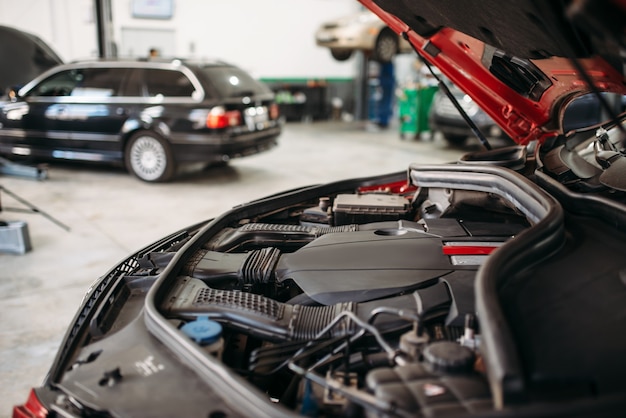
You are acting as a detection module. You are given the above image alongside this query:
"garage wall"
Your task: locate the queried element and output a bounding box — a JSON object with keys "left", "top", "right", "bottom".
{"left": 114, "top": 0, "right": 361, "bottom": 79}
{"left": 0, "top": 0, "right": 97, "bottom": 61}
{"left": 0, "top": 0, "right": 361, "bottom": 79}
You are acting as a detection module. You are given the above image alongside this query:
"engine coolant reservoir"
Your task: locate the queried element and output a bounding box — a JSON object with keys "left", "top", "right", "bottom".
{"left": 181, "top": 316, "right": 224, "bottom": 360}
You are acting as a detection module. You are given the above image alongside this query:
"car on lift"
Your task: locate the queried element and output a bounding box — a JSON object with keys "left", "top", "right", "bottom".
{"left": 12, "top": 1, "right": 626, "bottom": 417}
{"left": 0, "top": 58, "right": 281, "bottom": 182}
{"left": 315, "top": 10, "right": 412, "bottom": 62}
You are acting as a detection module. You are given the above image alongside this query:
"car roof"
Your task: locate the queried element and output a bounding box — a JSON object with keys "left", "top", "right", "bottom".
{"left": 63, "top": 57, "right": 232, "bottom": 68}
{"left": 16, "top": 58, "right": 239, "bottom": 95}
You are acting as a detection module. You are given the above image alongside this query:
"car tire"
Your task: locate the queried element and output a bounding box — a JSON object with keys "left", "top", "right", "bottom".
{"left": 330, "top": 49, "right": 353, "bottom": 61}
{"left": 373, "top": 29, "right": 398, "bottom": 62}
{"left": 125, "top": 131, "right": 175, "bottom": 182}
{"left": 443, "top": 134, "right": 468, "bottom": 146}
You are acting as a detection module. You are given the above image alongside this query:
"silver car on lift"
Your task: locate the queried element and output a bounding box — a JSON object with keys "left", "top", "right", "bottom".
{"left": 315, "top": 11, "right": 412, "bottom": 62}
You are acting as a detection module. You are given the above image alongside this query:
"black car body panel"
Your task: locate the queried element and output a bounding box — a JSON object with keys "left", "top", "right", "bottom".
{"left": 0, "top": 25, "right": 63, "bottom": 94}
{"left": 12, "top": 1, "right": 626, "bottom": 417}
{"left": 0, "top": 59, "right": 281, "bottom": 181}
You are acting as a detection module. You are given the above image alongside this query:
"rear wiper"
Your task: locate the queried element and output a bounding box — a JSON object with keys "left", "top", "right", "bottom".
{"left": 403, "top": 32, "right": 493, "bottom": 151}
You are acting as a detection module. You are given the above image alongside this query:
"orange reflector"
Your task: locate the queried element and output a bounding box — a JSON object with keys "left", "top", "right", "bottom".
{"left": 269, "top": 103, "right": 279, "bottom": 120}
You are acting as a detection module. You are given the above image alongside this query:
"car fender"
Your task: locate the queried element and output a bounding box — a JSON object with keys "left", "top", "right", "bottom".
{"left": 120, "top": 118, "right": 171, "bottom": 149}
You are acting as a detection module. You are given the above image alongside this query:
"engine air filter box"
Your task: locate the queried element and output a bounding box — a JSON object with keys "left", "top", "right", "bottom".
{"left": 332, "top": 194, "right": 409, "bottom": 226}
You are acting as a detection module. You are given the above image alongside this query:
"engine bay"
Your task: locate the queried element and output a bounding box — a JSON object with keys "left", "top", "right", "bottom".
{"left": 157, "top": 168, "right": 533, "bottom": 416}
{"left": 51, "top": 127, "right": 626, "bottom": 417}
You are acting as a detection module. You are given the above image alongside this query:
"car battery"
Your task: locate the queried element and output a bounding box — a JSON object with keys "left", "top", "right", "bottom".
{"left": 0, "top": 220, "right": 32, "bottom": 254}
{"left": 332, "top": 193, "right": 410, "bottom": 226}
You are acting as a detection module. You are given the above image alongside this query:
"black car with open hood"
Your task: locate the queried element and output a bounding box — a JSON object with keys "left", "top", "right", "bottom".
{"left": 13, "top": 1, "right": 626, "bottom": 417}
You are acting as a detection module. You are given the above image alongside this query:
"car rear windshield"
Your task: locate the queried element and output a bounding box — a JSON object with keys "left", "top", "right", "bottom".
{"left": 196, "top": 65, "right": 271, "bottom": 98}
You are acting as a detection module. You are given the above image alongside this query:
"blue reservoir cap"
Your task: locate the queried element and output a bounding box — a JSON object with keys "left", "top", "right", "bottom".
{"left": 181, "top": 316, "right": 222, "bottom": 345}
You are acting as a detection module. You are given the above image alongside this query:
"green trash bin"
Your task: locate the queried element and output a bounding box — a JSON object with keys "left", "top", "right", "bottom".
{"left": 397, "top": 85, "right": 438, "bottom": 139}
{"left": 398, "top": 87, "right": 418, "bottom": 138}
{"left": 416, "top": 85, "right": 438, "bottom": 136}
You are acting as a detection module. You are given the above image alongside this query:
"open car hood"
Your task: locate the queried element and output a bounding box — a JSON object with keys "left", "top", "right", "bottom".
{"left": 360, "top": 0, "right": 626, "bottom": 144}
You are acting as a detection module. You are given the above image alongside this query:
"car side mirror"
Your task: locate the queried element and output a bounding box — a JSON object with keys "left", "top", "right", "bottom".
{"left": 5, "top": 85, "right": 23, "bottom": 101}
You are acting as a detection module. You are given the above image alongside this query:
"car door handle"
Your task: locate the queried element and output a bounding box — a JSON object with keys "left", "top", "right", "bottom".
{"left": 48, "top": 105, "right": 68, "bottom": 120}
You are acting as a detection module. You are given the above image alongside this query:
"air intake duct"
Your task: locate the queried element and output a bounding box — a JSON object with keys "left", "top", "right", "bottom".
{"left": 183, "top": 247, "right": 281, "bottom": 285}
{"left": 207, "top": 223, "right": 358, "bottom": 252}
{"left": 161, "top": 277, "right": 416, "bottom": 342}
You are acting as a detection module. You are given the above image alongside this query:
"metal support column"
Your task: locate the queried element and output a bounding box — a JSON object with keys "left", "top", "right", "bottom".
{"left": 94, "top": 0, "right": 115, "bottom": 58}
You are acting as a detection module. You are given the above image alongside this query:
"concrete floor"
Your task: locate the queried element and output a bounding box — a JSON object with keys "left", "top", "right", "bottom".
{"left": 0, "top": 120, "right": 475, "bottom": 415}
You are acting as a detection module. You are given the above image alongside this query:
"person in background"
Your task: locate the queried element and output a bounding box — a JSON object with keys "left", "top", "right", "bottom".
{"left": 376, "top": 60, "right": 395, "bottom": 128}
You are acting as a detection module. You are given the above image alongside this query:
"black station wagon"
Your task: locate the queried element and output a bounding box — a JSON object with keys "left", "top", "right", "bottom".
{"left": 0, "top": 59, "right": 281, "bottom": 182}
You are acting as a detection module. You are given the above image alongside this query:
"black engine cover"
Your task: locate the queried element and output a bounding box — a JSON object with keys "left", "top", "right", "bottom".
{"left": 275, "top": 227, "right": 458, "bottom": 305}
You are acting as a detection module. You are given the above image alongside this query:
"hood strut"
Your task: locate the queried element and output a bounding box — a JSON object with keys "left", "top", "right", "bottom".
{"left": 403, "top": 33, "right": 493, "bottom": 151}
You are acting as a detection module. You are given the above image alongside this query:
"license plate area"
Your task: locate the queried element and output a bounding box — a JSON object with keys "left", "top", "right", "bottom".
{"left": 244, "top": 106, "right": 270, "bottom": 131}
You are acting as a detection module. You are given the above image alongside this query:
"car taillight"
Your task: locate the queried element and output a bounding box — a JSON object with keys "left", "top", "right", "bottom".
{"left": 269, "top": 103, "right": 280, "bottom": 120}
{"left": 206, "top": 106, "right": 242, "bottom": 129}
{"left": 12, "top": 389, "right": 48, "bottom": 418}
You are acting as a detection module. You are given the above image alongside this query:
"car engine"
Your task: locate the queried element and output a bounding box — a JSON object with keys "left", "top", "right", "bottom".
{"left": 157, "top": 165, "right": 532, "bottom": 417}
{"left": 50, "top": 134, "right": 626, "bottom": 417}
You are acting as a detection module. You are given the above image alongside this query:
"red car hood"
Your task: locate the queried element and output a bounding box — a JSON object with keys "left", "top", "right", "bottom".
{"left": 359, "top": 0, "right": 626, "bottom": 144}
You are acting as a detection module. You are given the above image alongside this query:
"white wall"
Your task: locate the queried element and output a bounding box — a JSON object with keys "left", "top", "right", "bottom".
{"left": 0, "top": 0, "right": 97, "bottom": 61}
{"left": 0, "top": 0, "right": 361, "bottom": 79}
